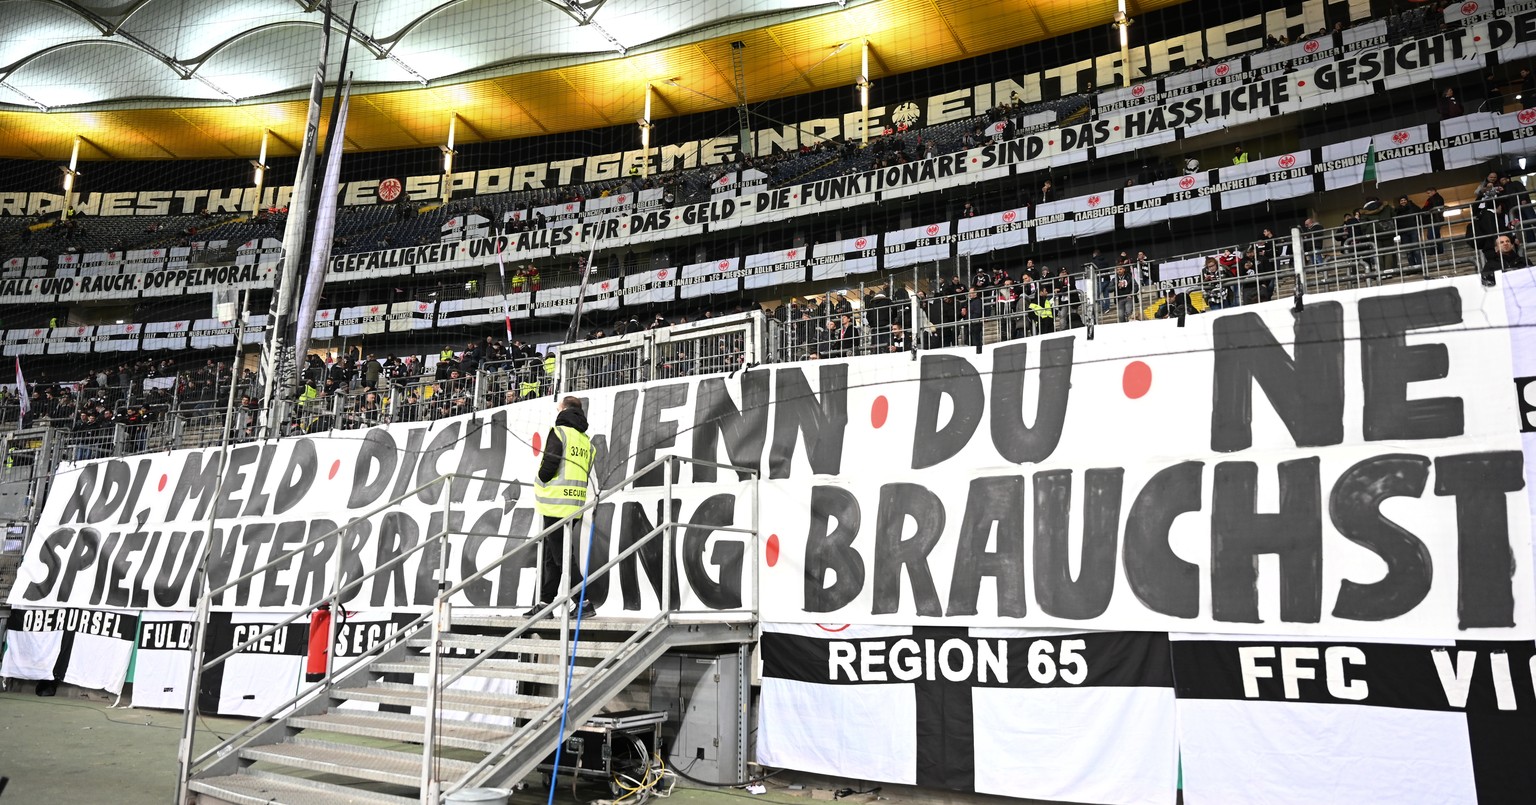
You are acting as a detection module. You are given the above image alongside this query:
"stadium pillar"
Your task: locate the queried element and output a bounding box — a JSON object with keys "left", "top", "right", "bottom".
{"left": 1115, "top": 1, "right": 1133, "bottom": 87}
{"left": 860, "top": 41, "right": 871, "bottom": 148}
{"left": 59, "top": 135, "right": 81, "bottom": 220}
{"left": 640, "top": 84, "right": 653, "bottom": 179}
{"left": 250, "top": 129, "right": 270, "bottom": 216}
{"left": 441, "top": 114, "right": 458, "bottom": 203}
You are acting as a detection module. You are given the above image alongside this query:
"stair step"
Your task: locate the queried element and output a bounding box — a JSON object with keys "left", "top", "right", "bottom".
{"left": 241, "top": 737, "right": 474, "bottom": 788}
{"left": 289, "top": 710, "right": 516, "bottom": 752}
{"left": 336, "top": 682, "right": 555, "bottom": 720}
{"left": 450, "top": 613, "right": 652, "bottom": 631}
{"left": 408, "top": 633, "right": 623, "bottom": 658}
{"left": 190, "top": 769, "right": 415, "bottom": 805}
{"left": 373, "top": 656, "right": 587, "bottom": 684}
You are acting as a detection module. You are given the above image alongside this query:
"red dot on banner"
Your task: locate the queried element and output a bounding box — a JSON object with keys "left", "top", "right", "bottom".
{"left": 971, "top": 158, "right": 978, "bottom": 163}
{"left": 765, "top": 534, "right": 780, "bottom": 567}
{"left": 1123, "top": 360, "right": 1153, "bottom": 399}
{"left": 1474, "top": 36, "right": 1482, "bottom": 42}
{"left": 1113, "top": 126, "right": 1120, "bottom": 131}
{"left": 328, "top": 460, "right": 340, "bottom": 480}
{"left": 1297, "top": 80, "right": 1307, "bottom": 87}
{"left": 532, "top": 431, "right": 542, "bottom": 456}
{"left": 157, "top": 474, "right": 167, "bottom": 492}
{"left": 871, "top": 395, "right": 889, "bottom": 428}
{"left": 1048, "top": 140, "right": 1055, "bottom": 145}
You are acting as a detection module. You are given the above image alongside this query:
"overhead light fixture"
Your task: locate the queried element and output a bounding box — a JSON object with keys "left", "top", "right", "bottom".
{"left": 591, "top": 21, "right": 627, "bottom": 55}
{"left": 385, "top": 52, "right": 430, "bottom": 86}
{"left": 2, "top": 82, "right": 48, "bottom": 112}
{"left": 191, "top": 73, "right": 238, "bottom": 103}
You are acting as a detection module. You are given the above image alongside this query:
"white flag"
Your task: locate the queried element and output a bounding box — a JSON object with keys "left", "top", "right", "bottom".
{"left": 15, "top": 357, "right": 29, "bottom": 420}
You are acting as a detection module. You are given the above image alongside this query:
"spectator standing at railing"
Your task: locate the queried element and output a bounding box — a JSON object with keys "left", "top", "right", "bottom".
{"left": 1112, "top": 265, "right": 1138, "bottom": 321}
{"left": 995, "top": 279, "right": 1020, "bottom": 338}
{"left": 1360, "top": 197, "right": 1399, "bottom": 276}
{"left": 1133, "top": 250, "right": 1156, "bottom": 285}
{"left": 964, "top": 290, "right": 985, "bottom": 347}
{"left": 362, "top": 354, "right": 382, "bottom": 390}
{"left": 1395, "top": 196, "right": 1426, "bottom": 269}
{"left": 1487, "top": 235, "right": 1528, "bottom": 284}
{"left": 1422, "top": 188, "right": 1446, "bottom": 254}
{"left": 1201, "top": 258, "right": 1230, "bottom": 310}
{"left": 889, "top": 322, "right": 910, "bottom": 352}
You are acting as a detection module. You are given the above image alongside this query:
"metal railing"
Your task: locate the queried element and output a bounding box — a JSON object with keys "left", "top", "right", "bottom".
{"left": 174, "top": 453, "right": 759, "bottom": 804}
{"left": 556, "top": 311, "right": 767, "bottom": 393}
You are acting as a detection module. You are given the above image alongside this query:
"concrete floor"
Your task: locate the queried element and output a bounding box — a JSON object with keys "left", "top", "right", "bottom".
{"left": 0, "top": 685, "right": 920, "bottom": 805}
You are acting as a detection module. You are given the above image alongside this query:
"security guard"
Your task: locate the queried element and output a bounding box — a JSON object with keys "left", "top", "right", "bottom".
{"left": 530, "top": 395, "right": 594, "bottom": 618}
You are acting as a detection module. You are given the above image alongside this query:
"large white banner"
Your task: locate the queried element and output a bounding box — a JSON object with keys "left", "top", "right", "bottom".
{"left": 9, "top": 276, "right": 1536, "bottom": 640}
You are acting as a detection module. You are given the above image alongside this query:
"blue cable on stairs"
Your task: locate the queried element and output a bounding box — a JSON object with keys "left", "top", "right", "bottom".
{"left": 545, "top": 514, "right": 598, "bottom": 805}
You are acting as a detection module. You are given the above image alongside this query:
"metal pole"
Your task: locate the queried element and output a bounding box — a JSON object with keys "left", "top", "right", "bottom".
{"left": 1290, "top": 226, "right": 1306, "bottom": 312}
{"left": 860, "top": 41, "right": 871, "bottom": 148}
{"left": 173, "top": 291, "right": 253, "bottom": 803}
{"left": 662, "top": 455, "right": 675, "bottom": 613}
{"left": 750, "top": 467, "right": 760, "bottom": 618}
{"left": 557, "top": 520, "right": 572, "bottom": 700}
{"left": 420, "top": 482, "right": 450, "bottom": 804}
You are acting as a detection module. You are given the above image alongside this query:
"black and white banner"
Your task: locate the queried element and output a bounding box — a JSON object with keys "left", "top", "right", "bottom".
{"left": 1170, "top": 634, "right": 1536, "bottom": 804}
{"left": 0, "top": 607, "right": 138, "bottom": 694}
{"left": 758, "top": 624, "right": 1177, "bottom": 805}
{"left": 10, "top": 275, "right": 1535, "bottom": 643}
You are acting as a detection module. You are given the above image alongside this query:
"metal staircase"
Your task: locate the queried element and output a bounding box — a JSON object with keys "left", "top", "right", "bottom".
{"left": 177, "top": 455, "right": 759, "bottom": 804}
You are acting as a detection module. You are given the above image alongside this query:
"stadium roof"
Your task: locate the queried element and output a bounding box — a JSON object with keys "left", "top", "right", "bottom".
{"left": 0, "top": 0, "right": 1182, "bottom": 161}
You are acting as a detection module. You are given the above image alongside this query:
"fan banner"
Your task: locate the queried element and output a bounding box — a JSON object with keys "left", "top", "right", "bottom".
{"left": 1170, "top": 633, "right": 1536, "bottom": 804}
{"left": 0, "top": 607, "right": 138, "bottom": 695}
{"left": 6, "top": 276, "right": 1533, "bottom": 642}
{"left": 757, "top": 624, "right": 1177, "bottom": 805}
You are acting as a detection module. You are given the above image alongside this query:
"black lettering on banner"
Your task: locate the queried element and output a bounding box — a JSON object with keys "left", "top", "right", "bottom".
{"left": 154, "top": 529, "right": 202, "bottom": 607}
{"left": 242, "top": 444, "right": 279, "bottom": 517}
{"left": 1516, "top": 376, "right": 1536, "bottom": 433}
{"left": 261, "top": 520, "right": 308, "bottom": 606}
{"left": 349, "top": 429, "right": 398, "bottom": 509}
{"left": 580, "top": 502, "right": 614, "bottom": 608}
{"left": 681, "top": 493, "right": 744, "bottom": 609}
{"left": 634, "top": 383, "right": 687, "bottom": 487}
{"left": 768, "top": 364, "right": 848, "bottom": 479}
{"left": 1033, "top": 469, "right": 1122, "bottom": 620}
{"left": 85, "top": 460, "right": 131, "bottom": 524}
{"left": 617, "top": 499, "right": 682, "bottom": 610}
{"left": 989, "top": 338, "right": 1073, "bottom": 464}
{"left": 873, "top": 482, "right": 945, "bottom": 617}
{"left": 591, "top": 388, "right": 639, "bottom": 489}
{"left": 691, "top": 371, "right": 769, "bottom": 482}
{"left": 452, "top": 411, "right": 507, "bottom": 503}
{"left": 371, "top": 511, "right": 418, "bottom": 607}
{"left": 414, "top": 509, "right": 463, "bottom": 603}
{"left": 1359, "top": 287, "right": 1464, "bottom": 441}
{"left": 1123, "top": 461, "right": 1203, "bottom": 619}
{"left": 458, "top": 508, "right": 506, "bottom": 606}
{"left": 1434, "top": 451, "right": 1525, "bottom": 629}
{"left": 290, "top": 521, "right": 338, "bottom": 606}
{"left": 947, "top": 476, "right": 1027, "bottom": 618}
{"left": 21, "top": 528, "right": 72, "bottom": 601}
{"left": 336, "top": 519, "right": 371, "bottom": 604}
{"left": 413, "top": 424, "right": 461, "bottom": 504}
{"left": 168, "top": 451, "right": 223, "bottom": 521}
{"left": 275, "top": 439, "right": 317, "bottom": 515}
{"left": 1211, "top": 458, "right": 1323, "bottom": 624}
{"left": 912, "top": 355, "right": 984, "bottom": 469}
{"left": 58, "top": 464, "right": 97, "bottom": 525}
{"left": 1210, "top": 303, "right": 1345, "bottom": 452}
{"left": 1328, "top": 454, "right": 1433, "bottom": 621}
{"left": 803, "top": 485, "right": 863, "bottom": 613}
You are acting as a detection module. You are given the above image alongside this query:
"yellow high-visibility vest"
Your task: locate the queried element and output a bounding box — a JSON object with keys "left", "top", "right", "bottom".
{"left": 534, "top": 426, "right": 591, "bottom": 518}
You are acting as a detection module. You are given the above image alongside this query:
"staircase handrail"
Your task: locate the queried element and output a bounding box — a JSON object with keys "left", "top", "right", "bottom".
{"left": 424, "top": 453, "right": 759, "bottom": 801}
